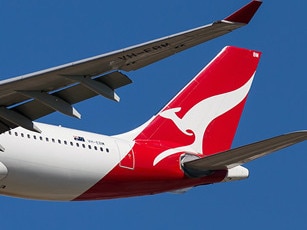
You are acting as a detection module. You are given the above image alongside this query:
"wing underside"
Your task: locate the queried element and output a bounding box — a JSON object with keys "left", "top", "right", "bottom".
{"left": 0, "top": 1, "right": 262, "bottom": 133}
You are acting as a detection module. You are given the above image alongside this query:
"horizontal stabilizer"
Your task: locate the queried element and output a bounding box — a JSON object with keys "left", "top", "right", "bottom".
{"left": 183, "top": 131, "right": 307, "bottom": 177}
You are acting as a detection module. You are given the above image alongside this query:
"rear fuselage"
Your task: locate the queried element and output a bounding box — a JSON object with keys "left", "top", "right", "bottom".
{"left": 0, "top": 122, "right": 228, "bottom": 201}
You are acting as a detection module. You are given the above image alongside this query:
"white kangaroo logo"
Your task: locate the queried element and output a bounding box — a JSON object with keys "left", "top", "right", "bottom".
{"left": 153, "top": 74, "right": 255, "bottom": 166}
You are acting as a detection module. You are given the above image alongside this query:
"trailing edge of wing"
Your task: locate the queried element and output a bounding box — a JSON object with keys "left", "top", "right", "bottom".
{"left": 183, "top": 131, "right": 307, "bottom": 177}
{"left": 0, "top": 1, "right": 262, "bottom": 133}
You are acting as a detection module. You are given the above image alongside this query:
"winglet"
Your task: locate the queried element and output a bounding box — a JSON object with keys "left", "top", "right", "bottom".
{"left": 224, "top": 1, "right": 262, "bottom": 24}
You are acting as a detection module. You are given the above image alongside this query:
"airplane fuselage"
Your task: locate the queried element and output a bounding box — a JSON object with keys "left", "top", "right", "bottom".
{"left": 0, "top": 1, "right": 266, "bottom": 201}
{"left": 0, "top": 123, "right": 230, "bottom": 201}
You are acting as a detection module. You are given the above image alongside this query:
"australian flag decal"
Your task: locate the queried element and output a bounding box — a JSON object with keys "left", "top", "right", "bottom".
{"left": 73, "top": 136, "right": 85, "bottom": 142}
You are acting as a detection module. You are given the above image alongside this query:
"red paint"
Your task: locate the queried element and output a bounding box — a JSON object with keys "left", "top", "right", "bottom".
{"left": 225, "top": 1, "right": 262, "bottom": 24}
{"left": 203, "top": 98, "right": 247, "bottom": 155}
{"left": 75, "top": 47, "right": 261, "bottom": 201}
{"left": 136, "top": 47, "right": 260, "bottom": 156}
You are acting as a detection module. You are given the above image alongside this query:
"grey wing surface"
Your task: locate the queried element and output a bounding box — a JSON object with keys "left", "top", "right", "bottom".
{"left": 183, "top": 131, "right": 307, "bottom": 177}
{"left": 0, "top": 1, "right": 262, "bottom": 133}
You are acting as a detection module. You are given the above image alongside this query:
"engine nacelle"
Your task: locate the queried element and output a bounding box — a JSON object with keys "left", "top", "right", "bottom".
{"left": 222, "top": 165, "right": 249, "bottom": 182}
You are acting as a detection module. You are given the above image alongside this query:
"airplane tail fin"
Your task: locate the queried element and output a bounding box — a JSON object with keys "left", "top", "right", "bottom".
{"left": 124, "top": 46, "right": 261, "bottom": 161}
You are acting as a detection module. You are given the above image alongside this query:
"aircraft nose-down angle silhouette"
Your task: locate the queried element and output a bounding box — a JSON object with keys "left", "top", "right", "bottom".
{"left": 0, "top": 1, "right": 306, "bottom": 201}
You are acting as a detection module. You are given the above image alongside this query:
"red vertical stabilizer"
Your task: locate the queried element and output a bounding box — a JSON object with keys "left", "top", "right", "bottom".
{"left": 136, "top": 46, "right": 261, "bottom": 161}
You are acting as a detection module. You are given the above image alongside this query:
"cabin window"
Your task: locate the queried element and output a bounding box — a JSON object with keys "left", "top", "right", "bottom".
{"left": 15, "top": 132, "right": 18, "bottom": 136}
{"left": 58, "top": 139, "right": 61, "bottom": 144}
{"left": 106, "top": 148, "right": 109, "bottom": 153}
{"left": 64, "top": 140, "right": 67, "bottom": 145}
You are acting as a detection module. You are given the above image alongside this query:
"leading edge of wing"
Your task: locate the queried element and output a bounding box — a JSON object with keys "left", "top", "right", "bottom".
{"left": 0, "top": 1, "right": 262, "bottom": 134}
{"left": 0, "top": 0, "right": 262, "bottom": 87}
{"left": 183, "top": 131, "right": 307, "bottom": 177}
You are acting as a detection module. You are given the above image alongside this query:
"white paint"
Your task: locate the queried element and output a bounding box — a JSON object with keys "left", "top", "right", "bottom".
{"left": 153, "top": 74, "right": 255, "bottom": 165}
{"left": 223, "top": 165, "right": 249, "bottom": 182}
{"left": 0, "top": 123, "right": 123, "bottom": 200}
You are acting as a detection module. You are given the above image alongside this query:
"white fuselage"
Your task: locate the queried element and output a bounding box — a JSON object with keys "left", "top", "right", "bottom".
{"left": 0, "top": 122, "right": 132, "bottom": 200}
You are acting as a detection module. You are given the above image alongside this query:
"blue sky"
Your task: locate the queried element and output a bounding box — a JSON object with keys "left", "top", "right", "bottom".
{"left": 1, "top": 0, "right": 307, "bottom": 229}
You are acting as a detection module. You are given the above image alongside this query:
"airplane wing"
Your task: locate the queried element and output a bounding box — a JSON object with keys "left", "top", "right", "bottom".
{"left": 183, "top": 131, "right": 307, "bottom": 177}
{"left": 0, "top": 1, "right": 262, "bottom": 134}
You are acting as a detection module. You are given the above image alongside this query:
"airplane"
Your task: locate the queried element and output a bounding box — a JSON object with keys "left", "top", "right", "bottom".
{"left": 0, "top": 0, "right": 306, "bottom": 201}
